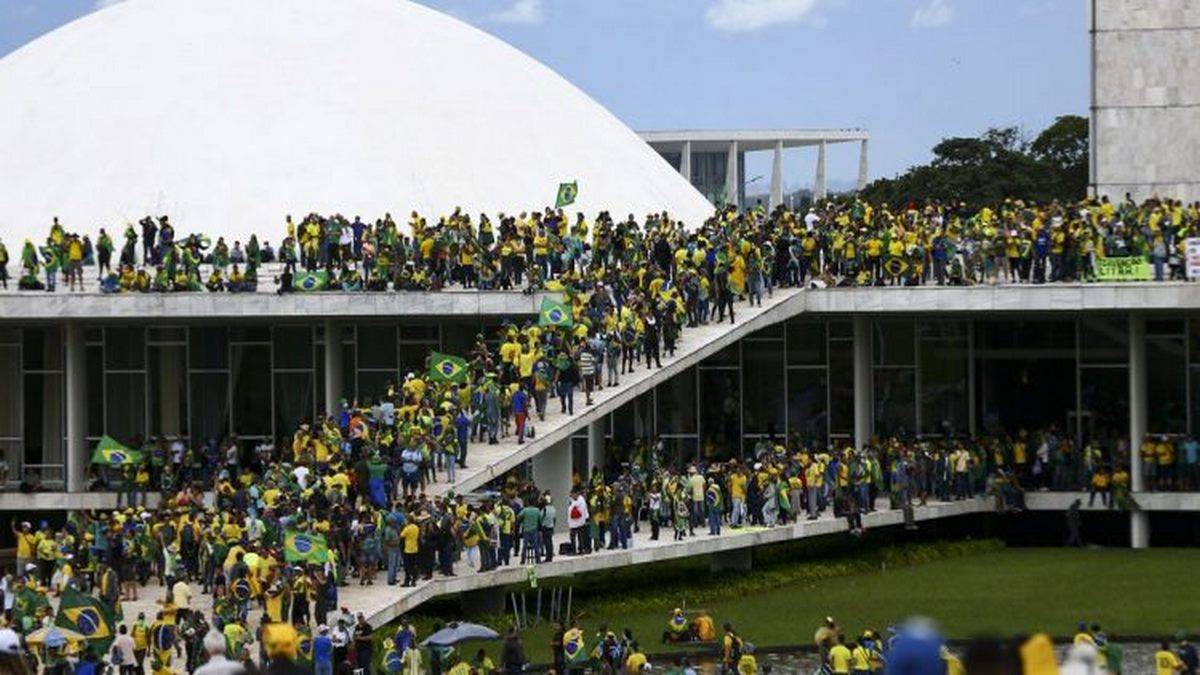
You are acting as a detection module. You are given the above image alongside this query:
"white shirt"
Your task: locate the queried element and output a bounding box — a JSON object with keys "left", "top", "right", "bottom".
{"left": 293, "top": 466, "right": 310, "bottom": 489}
{"left": 567, "top": 495, "right": 589, "bottom": 529}
{"left": 111, "top": 634, "right": 136, "bottom": 667}
{"left": 194, "top": 655, "right": 245, "bottom": 675}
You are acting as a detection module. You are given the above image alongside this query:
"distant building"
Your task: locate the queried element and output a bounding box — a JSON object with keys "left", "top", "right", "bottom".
{"left": 1090, "top": 0, "right": 1200, "bottom": 201}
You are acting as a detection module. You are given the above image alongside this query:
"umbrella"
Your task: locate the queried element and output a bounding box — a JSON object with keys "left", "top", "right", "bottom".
{"left": 25, "top": 626, "right": 86, "bottom": 648}
{"left": 421, "top": 622, "right": 500, "bottom": 646}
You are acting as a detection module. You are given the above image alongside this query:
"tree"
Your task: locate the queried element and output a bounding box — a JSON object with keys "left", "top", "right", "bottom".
{"left": 861, "top": 115, "right": 1088, "bottom": 209}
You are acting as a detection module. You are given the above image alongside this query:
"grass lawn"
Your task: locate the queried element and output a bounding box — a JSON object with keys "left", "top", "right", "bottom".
{"left": 414, "top": 547, "right": 1200, "bottom": 665}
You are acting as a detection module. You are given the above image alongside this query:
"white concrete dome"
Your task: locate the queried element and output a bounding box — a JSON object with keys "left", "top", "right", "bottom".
{"left": 0, "top": 0, "right": 713, "bottom": 246}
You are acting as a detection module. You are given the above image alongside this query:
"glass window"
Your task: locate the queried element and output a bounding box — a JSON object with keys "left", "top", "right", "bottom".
{"left": 749, "top": 324, "right": 783, "bottom": 339}
{"left": 742, "top": 340, "right": 785, "bottom": 436}
{"left": 275, "top": 372, "right": 314, "bottom": 442}
{"left": 699, "top": 369, "right": 741, "bottom": 457}
{"left": 1080, "top": 318, "right": 1128, "bottom": 365}
{"left": 149, "top": 345, "right": 188, "bottom": 438}
{"left": 189, "top": 373, "right": 228, "bottom": 441}
{"left": 147, "top": 327, "right": 186, "bottom": 343}
{"left": 703, "top": 343, "right": 739, "bottom": 368}
{"left": 872, "top": 320, "right": 914, "bottom": 366}
{"left": 105, "top": 373, "right": 146, "bottom": 443}
{"left": 1147, "top": 319, "right": 1184, "bottom": 337}
{"left": 401, "top": 325, "right": 440, "bottom": 342}
{"left": 656, "top": 366, "right": 697, "bottom": 435}
{"left": 356, "top": 325, "right": 397, "bottom": 370}
{"left": 919, "top": 339, "right": 968, "bottom": 436}
{"left": 787, "top": 368, "right": 828, "bottom": 446}
{"left": 104, "top": 327, "right": 145, "bottom": 370}
{"left": 231, "top": 345, "right": 271, "bottom": 437}
{"left": 787, "top": 320, "right": 826, "bottom": 366}
{"left": 356, "top": 371, "right": 395, "bottom": 404}
{"left": 189, "top": 327, "right": 228, "bottom": 369}
{"left": 23, "top": 373, "right": 63, "bottom": 465}
{"left": 611, "top": 392, "right": 653, "bottom": 450}
{"left": 828, "top": 339, "right": 854, "bottom": 435}
{"left": 273, "top": 326, "right": 313, "bottom": 370}
{"left": 441, "top": 321, "right": 478, "bottom": 358}
{"left": 0, "top": 345, "right": 20, "bottom": 438}
{"left": 977, "top": 320, "right": 1074, "bottom": 350}
{"left": 23, "top": 327, "right": 62, "bottom": 370}
{"left": 399, "top": 343, "right": 432, "bottom": 378}
{"left": 665, "top": 437, "right": 699, "bottom": 468}
{"left": 1147, "top": 335, "right": 1186, "bottom": 433}
{"left": 1080, "top": 366, "right": 1129, "bottom": 445}
{"left": 874, "top": 368, "right": 916, "bottom": 438}
{"left": 86, "top": 345, "right": 104, "bottom": 438}
{"left": 230, "top": 326, "right": 271, "bottom": 343}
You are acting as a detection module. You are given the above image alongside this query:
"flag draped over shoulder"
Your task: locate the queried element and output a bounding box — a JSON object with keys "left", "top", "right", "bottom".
{"left": 429, "top": 351, "right": 469, "bottom": 384}
{"left": 283, "top": 530, "right": 329, "bottom": 565}
{"left": 539, "top": 297, "right": 573, "bottom": 328}
{"left": 90, "top": 436, "right": 144, "bottom": 466}
{"left": 14, "top": 587, "right": 49, "bottom": 632}
{"left": 56, "top": 587, "right": 117, "bottom": 652}
{"left": 555, "top": 181, "right": 578, "bottom": 209}
{"left": 294, "top": 270, "right": 329, "bottom": 292}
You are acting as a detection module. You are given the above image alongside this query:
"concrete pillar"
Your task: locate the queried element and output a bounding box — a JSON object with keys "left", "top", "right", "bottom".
{"left": 814, "top": 140, "right": 828, "bottom": 202}
{"left": 725, "top": 141, "right": 739, "bottom": 208}
{"left": 65, "top": 322, "right": 87, "bottom": 493}
{"left": 709, "top": 547, "right": 752, "bottom": 572}
{"left": 586, "top": 417, "right": 606, "bottom": 480}
{"left": 1128, "top": 314, "right": 1150, "bottom": 548}
{"left": 680, "top": 141, "right": 692, "bottom": 185}
{"left": 769, "top": 140, "right": 784, "bottom": 210}
{"left": 857, "top": 139, "right": 870, "bottom": 191}
{"left": 324, "top": 319, "right": 344, "bottom": 417}
{"left": 532, "top": 438, "right": 573, "bottom": 532}
{"left": 853, "top": 316, "right": 872, "bottom": 452}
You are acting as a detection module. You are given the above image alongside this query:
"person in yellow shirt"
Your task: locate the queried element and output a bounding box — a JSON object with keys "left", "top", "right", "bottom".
{"left": 11, "top": 521, "right": 37, "bottom": 576}
{"left": 828, "top": 636, "right": 853, "bottom": 675}
{"left": 851, "top": 640, "right": 872, "bottom": 675}
{"left": 728, "top": 468, "right": 748, "bottom": 527}
{"left": 1155, "top": 641, "right": 1183, "bottom": 675}
{"left": 737, "top": 644, "right": 757, "bottom": 675}
{"left": 624, "top": 643, "right": 648, "bottom": 674}
{"left": 400, "top": 520, "right": 420, "bottom": 587}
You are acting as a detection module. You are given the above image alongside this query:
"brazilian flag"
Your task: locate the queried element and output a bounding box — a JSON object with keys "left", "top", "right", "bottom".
{"left": 90, "top": 436, "right": 144, "bottom": 466}
{"left": 295, "top": 270, "right": 329, "bottom": 292}
{"left": 56, "top": 587, "right": 117, "bottom": 652}
{"left": 555, "top": 181, "right": 578, "bottom": 209}
{"left": 297, "top": 625, "right": 314, "bottom": 667}
{"left": 429, "top": 351, "right": 469, "bottom": 384}
{"left": 539, "top": 297, "right": 573, "bottom": 328}
{"left": 13, "top": 586, "right": 49, "bottom": 632}
{"left": 283, "top": 530, "right": 329, "bottom": 565}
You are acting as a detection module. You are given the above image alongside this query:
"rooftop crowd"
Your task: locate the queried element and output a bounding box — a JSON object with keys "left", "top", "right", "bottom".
{"left": 1, "top": 194, "right": 1199, "bottom": 293}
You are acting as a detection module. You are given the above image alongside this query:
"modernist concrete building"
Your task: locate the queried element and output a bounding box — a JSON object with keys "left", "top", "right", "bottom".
{"left": 1090, "top": 0, "right": 1200, "bottom": 200}
{"left": 640, "top": 129, "right": 871, "bottom": 208}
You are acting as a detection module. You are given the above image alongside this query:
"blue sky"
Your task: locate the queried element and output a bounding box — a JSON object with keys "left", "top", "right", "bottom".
{"left": 0, "top": 0, "right": 1087, "bottom": 192}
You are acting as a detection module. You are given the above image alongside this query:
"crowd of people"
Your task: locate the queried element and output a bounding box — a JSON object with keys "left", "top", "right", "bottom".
{"left": 2, "top": 194, "right": 1199, "bottom": 294}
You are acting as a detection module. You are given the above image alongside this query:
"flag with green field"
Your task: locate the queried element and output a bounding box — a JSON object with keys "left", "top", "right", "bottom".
{"left": 555, "top": 181, "right": 578, "bottom": 208}
{"left": 283, "top": 530, "right": 329, "bottom": 565}
{"left": 538, "top": 297, "right": 573, "bottom": 328}
{"left": 90, "top": 436, "right": 144, "bottom": 466}
{"left": 429, "top": 351, "right": 469, "bottom": 384}
{"left": 56, "top": 587, "right": 117, "bottom": 652}
{"left": 294, "top": 270, "right": 329, "bottom": 292}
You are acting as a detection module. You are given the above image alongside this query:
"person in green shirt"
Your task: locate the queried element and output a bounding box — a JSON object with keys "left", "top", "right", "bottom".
{"left": 518, "top": 503, "right": 542, "bottom": 563}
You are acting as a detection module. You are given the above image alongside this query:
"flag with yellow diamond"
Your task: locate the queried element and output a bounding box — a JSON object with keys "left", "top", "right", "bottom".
{"left": 90, "top": 436, "right": 144, "bottom": 466}
{"left": 429, "top": 351, "right": 469, "bottom": 384}
{"left": 56, "top": 587, "right": 116, "bottom": 652}
{"left": 539, "top": 297, "right": 573, "bottom": 328}
{"left": 283, "top": 530, "right": 329, "bottom": 565}
{"left": 555, "top": 181, "right": 578, "bottom": 209}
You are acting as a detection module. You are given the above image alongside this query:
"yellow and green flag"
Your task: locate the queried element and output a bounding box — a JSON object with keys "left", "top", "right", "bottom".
{"left": 283, "top": 530, "right": 329, "bottom": 565}
{"left": 56, "top": 587, "right": 117, "bottom": 652}
{"left": 429, "top": 351, "right": 469, "bottom": 384}
{"left": 539, "top": 297, "right": 573, "bottom": 328}
{"left": 555, "top": 181, "right": 578, "bottom": 209}
{"left": 295, "top": 270, "right": 329, "bottom": 292}
{"left": 90, "top": 436, "right": 144, "bottom": 466}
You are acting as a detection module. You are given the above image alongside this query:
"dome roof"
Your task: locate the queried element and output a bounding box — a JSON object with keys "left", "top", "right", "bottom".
{"left": 0, "top": 0, "right": 712, "bottom": 245}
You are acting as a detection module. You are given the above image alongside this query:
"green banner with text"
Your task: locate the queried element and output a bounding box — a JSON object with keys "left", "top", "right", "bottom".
{"left": 1095, "top": 257, "right": 1151, "bottom": 281}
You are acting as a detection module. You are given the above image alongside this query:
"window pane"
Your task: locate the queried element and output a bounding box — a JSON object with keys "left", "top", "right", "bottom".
{"left": 357, "top": 371, "right": 394, "bottom": 404}
{"left": 399, "top": 343, "right": 431, "bottom": 378}
{"left": 23, "top": 327, "right": 62, "bottom": 370}
{"left": 703, "top": 343, "right": 739, "bottom": 368}
{"left": 105, "top": 373, "right": 146, "bottom": 444}
{"left": 874, "top": 368, "right": 916, "bottom": 438}
{"left": 189, "top": 327, "right": 228, "bottom": 369}
{"left": 86, "top": 345, "right": 104, "bottom": 438}
{"left": 0, "top": 346, "right": 20, "bottom": 438}
{"left": 919, "top": 339, "right": 968, "bottom": 437}
{"left": 700, "top": 369, "right": 740, "bottom": 457}
{"left": 273, "top": 326, "right": 313, "bottom": 370}
{"left": 1081, "top": 367, "right": 1129, "bottom": 445}
{"left": 665, "top": 437, "right": 699, "bottom": 468}
{"left": 24, "top": 373, "right": 63, "bottom": 466}
{"left": 357, "top": 325, "right": 397, "bottom": 369}
{"left": 872, "top": 320, "right": 914, "bottom": 366}
{"left": 189, "top": 372, "right": 229, "bottom": 443}
{"left": 230, "top": 326, "right": 271, "bottom": 342}
{"left": 787, "top": 368, "right": 828, "bottom": 446}
{"left": 401, "top": 325, "right": 440, "bottom": 342}
{"left": 147, "top": 327, "right": 186, "bottom": 343}
{"left": 1147, "top": 335, "right": 1186, "bottom": 433}
{"left": 275, "top": 373, "right": 314, "bottom": 442}
{"left": 1080, "top": 318, "right": 1128, "bottom": 365}
{"left": 104, "top": 327, "right": 145, "bottom": 370}
{"left": 612, "top": 392, "right": 652, "bottom": 449}
{"left": 149, "top": 345, "right": 188, "bottom": 438}
{"left": 828, "top": 339, "right": 854, "bottom": 435}
{"left": 787, "top": 320, "right": 826, "bottom": 366}
{"left": 232, "top": 345, "right": 272, "bottom": 437}
{"left": 656, "top": 366, "right": 697, "bottom": 435}
{"left": 742, "top": 340, "right": 785, "bottom": 436}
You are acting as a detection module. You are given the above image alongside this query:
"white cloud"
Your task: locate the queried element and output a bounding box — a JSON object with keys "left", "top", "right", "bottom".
{"left": 911, "top": 0, "right": 955, "bottom": 28}
{"left": 93, "top": 0, "right": 125, "bottom": 9}
{"left": 490, "top": 0, "right": 542, "bottom": 25}
{"left": 705, "top": 0, "right": 820, "bottom": 32}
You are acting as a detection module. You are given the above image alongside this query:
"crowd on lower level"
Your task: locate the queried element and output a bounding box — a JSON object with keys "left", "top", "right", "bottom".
{"left": 2, "top": 194, "right": 1198, "bottom": 294}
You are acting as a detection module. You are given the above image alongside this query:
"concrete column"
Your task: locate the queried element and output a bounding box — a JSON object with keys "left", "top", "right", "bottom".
{"left": 725, "top": 141, "right": 739, "bottom": 208}
{"left": 857, "top": 139, "right": 870, "bottom": 191}
{"left": 532, "top": 438, "right": 573, "bottom": 532}
{"left": 814, "top": 140, "right": 828, "bottom": 202}
{"left": 853, "top": 316, "right": 872, "bottom": 452}
{"left": 680, "top": 141, "right": 692, "bottom": 185}
{"left": 65, "top": 322, "right": 87, "bottom": 493}
{"left": 586, "top": 417, "right": 606, "bottom": 480}
{"left": 1128, "top": 314, "right": 1150, "bottom": 548}
{"left": 324, "top": 319, "right": 344, "bottom": 417}
{"left": 769, "top": 140, "right": 784, "bottom": 210}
